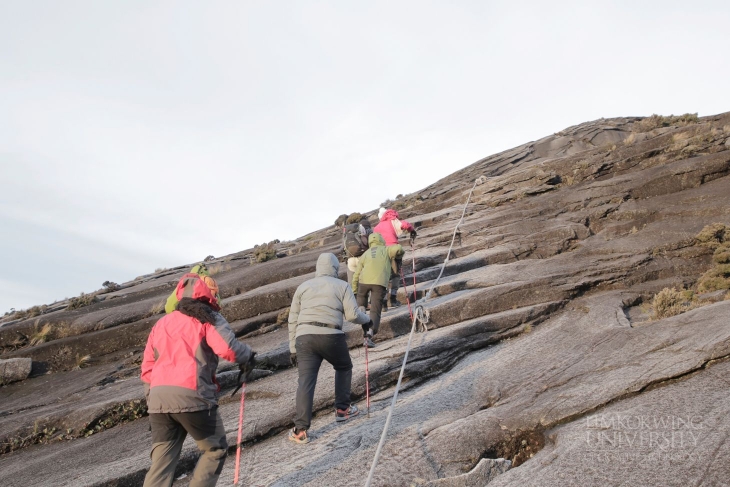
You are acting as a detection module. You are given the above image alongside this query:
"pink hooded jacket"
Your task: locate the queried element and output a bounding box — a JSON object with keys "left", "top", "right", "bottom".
{"left": 373, "top": 209, "right": 415, "bottom": 246}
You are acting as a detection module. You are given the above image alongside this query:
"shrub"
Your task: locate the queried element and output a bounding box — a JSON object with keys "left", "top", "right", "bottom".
{"left": 253, "top": 243, "right": 277, "bottom": 263}
{"left": 334, "top": 214, "right": 348, "bottom": 227}
{"left": 346, "top": 213, "right": 363, "bottom": 224}
{"left": 102, "top": 281, "right": 120, "bottom": 292}
{"left": 697, "top": 264, "right": 730, "bottom": 293}
{"left": 67, "top": 293, "right": 98, "bottom": 310}
{"left": 713, "top": 243, "right": 730, "bottom": 264}
{"left": 635, "top": 113, "right": 699, "bottom": 132}
{"left": 651, "top": 288, "right": 694, "bottom": 319}
{"left": 695, "top": 223, "right": 727, "bottom": 249}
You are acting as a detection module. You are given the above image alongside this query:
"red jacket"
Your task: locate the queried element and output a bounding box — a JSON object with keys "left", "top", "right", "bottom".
{"left": 141, "top": 298, "right": 252, "bottom": 413}
{"left": 373, "top": 209, "right": 414, "bottom": 246}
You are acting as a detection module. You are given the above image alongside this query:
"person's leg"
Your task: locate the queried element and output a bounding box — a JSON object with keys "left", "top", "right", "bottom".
{"left": 317, "top": 333, "right": 353, "bottom": 411}
{"left": 356, "top": 286, "right": 368, "bottom": 310}
{"left": 294, "top": 334, "right": 323, "bottom": 431}
{"left": 389, "top": 258, "right": 403, "bottom": 305}
{"left": 143, "top": 413, "right": 187, "bottom": 487}
{"left": 173, "top": 409, "right": 227, "bottom": 487}
{"left": 369, "top": 285, "right": 386, "bottom": 335}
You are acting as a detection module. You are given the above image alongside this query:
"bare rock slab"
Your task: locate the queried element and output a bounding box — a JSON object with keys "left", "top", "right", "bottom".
{"left": 418, "top": 458, "right": 512, "bottom": 486}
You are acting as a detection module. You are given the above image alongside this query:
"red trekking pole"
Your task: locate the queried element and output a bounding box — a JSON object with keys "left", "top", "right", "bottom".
{"left": 364, "top": 337, "right": 371, "bottom": 417}
{"left": 233, "top": 383, "right": 246, "bottom": 485}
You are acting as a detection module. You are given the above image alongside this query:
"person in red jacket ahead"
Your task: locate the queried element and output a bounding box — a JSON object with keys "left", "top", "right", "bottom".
{"left": 373, "top": 207, "right": 417, "bottom": 308}
{"left": 141, "top": 274, "right": 255, "bottom": 487}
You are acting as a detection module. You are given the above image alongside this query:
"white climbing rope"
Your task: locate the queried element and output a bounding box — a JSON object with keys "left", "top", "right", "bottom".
{"left": 423, "top": 179, "right": 479, "bottom": 301}
{"left": 364, "top": 177, "right": 481, "bottom": 487}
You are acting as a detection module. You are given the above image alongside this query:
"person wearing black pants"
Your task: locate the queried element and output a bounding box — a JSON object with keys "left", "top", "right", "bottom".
{"left": 287, "top": 253, "right": 372, "bottom": 444}
{"left": 352, "top": 233, "right": 404, "bottom": 348}
{"left": 294, "top": 333, "right": 355, "bottom": 433}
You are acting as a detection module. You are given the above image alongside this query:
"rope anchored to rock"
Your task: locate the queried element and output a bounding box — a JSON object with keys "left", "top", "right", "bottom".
{"left": 364, "top": 177, "right": 482, "bottom": 487}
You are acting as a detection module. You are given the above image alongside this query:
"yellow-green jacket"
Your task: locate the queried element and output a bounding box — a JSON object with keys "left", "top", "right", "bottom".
{"left": 352, "top": 233, "right": 404, "bottom": 293}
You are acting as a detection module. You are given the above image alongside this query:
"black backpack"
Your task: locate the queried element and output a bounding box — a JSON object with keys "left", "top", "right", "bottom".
{"left": 343, "top": 223, "right": 371, "bottom": 258}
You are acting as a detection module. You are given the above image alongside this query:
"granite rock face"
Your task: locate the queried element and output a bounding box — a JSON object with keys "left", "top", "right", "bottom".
{"left": 1, "top": 112, "right": 729, "bottom": 486}
{"left": 0, "top": 358, "right": 32, "bottom": 384}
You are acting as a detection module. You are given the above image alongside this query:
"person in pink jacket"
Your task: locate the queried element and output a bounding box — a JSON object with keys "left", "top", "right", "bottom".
{"left": 141, "top": 275, "right": 255, "bottom": 487}
{"left": 373, "top": 207, "right": 417, "bottom": 308}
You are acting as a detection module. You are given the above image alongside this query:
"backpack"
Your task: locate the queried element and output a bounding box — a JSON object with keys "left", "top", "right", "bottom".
{"left": 343, "top": 223, "right": 371, "bottom": 258}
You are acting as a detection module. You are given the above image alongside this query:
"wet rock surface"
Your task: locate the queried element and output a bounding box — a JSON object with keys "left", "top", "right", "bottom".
{"left": 1, "top": 113, "right": 730, "bottom": 486}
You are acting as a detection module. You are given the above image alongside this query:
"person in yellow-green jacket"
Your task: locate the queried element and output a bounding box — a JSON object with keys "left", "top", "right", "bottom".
{"left": 164, "top": 264, "right": 212, "bottom": 314}
{"left": 352, "top": 233, "right": 404, "bottom": 348}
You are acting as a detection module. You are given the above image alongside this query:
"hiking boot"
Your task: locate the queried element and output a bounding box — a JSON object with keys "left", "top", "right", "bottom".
{"left": 288, "top": 428, "right": 310, "bottom": 444}
{"left": 389, "top": 298, "right": 402, "bottom": 308}
{"left": 366, "top": 337, "right": 376, "bottom": 348}
{"left": 335, "top": 404, "right": 360, "bottom": 422}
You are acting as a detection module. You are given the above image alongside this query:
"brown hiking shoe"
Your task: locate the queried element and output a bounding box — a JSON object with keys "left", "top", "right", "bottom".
{"left": 288, "top": 428, "right": 310, "bottom": 444}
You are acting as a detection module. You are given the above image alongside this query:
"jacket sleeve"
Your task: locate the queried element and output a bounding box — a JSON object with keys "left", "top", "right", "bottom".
{"left": 400, "top": 220, "right": 415, "bottom": 233}
{"left": 352, "top": 257, "right": 366, "bottom": 294}
{"left": 388, "top": 244, "right": 405, "bottom": 259}
{"left": 140, "top": 326, "right": 156, "bottom": 385}
{"left": 204, "top": 312, "right": 253, "bottom": 364}
{"left": 288, "top": 286, "right": 303, "bottom": 353}
{"left": 342, "top": 284, "right": 370, "bottom": 325}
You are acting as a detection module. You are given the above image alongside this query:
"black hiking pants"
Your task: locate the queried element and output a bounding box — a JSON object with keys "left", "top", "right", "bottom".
{"left": 144, "top": 408, "right": 227, "bottom": 487}
{"left": 357, "top": 284, "right": 386, "bottom": 335}
{"left": 294, "top": 333, "right": 353, "bottom": 431}
{"left": 388, "top": 256, "right": 403, "bottom": 300}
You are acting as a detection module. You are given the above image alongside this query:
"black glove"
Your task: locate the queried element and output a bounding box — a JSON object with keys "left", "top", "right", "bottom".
{"left": 231, "top": 352, "right": 256, "bottom": 396}
{"left": 410, "top": 230, "right": 417, "bottom": 241}
{"left": 362, "top": 320, "right": 373, "bottom": 337}
{"left": 290, "top": 352, "right": 297, "bottom": 367}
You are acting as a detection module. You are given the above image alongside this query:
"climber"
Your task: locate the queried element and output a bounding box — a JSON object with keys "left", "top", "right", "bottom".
{"left": 373, "top": 207, "right": 417, "bottom": 308}
{"left": 287, "top": 253, "right": 372, "bottom": 444}
{"left": 352, "top": 233, "right": 404, "bottom": 348}
{"left": 343, "top": 217, "right": 373, "bottom": 287}
{"left": 164, "top": 263, "right": 210, "bottom": 313}
{"left": 141, "top": 275, "right": 256, "bottom": 487}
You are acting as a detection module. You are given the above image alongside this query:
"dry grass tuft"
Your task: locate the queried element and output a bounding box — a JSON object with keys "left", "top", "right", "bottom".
{"left": 276, "top": 307, "right": 290, "bottom": 325}
{"left": 29, "top": 323, "right": 53, "bottom": 347}
{"left": 207, "top": 263, "right": 231, "bottom": 276}
{"left": 149, "top": 301, "right": 165, "bottom": 316}
{"left": 75, "top": 354, "right": 91, "bottom": 369}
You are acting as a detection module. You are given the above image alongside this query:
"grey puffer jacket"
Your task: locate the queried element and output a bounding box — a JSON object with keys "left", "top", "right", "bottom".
{"left": 288, "top": 253, "right": 370, "bottom": 353}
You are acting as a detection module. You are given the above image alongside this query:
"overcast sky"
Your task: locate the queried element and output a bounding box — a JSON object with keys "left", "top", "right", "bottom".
{"left": 1, "top": 1, "right": 728, "bottom": 313}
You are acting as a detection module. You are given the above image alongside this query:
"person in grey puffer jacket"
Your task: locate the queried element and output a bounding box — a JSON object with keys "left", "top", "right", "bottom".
{"left": 287, "top": 253, "right": 372, "bottom": 444}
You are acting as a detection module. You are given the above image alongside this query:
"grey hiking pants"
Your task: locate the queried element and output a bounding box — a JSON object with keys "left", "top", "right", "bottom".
{"left": 143, "top": 408, "right": 227, "bottom": 487}
{"left": 294, "top": 333, "right": 353, "bottom": 431}
{"left": 357, "top": 284, "right": 386, "bottom": 335}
